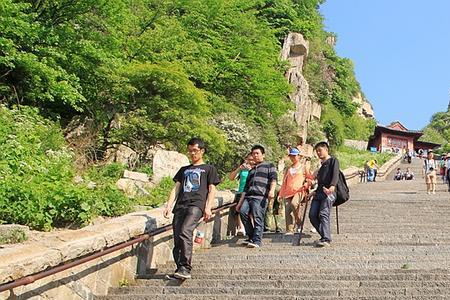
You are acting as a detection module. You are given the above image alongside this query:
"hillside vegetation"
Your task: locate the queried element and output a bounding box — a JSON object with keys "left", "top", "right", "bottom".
{"left": 421, "top": 106, "right": 450, "bottom": 154}
{"left": 1, "top": 0, "right": 375, "bottom": 230}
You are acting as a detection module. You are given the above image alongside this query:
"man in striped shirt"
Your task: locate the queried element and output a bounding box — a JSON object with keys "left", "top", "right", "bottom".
{"left": 236, "top": 145, "right": 277, "bottom": 248}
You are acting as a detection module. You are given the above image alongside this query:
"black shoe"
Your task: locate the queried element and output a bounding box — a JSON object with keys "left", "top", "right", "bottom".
{"left": 263, "top": 227, "right": 270, "bottom": 233}
{"left": 174, "top": 268, "right": 191, "bottom": 279}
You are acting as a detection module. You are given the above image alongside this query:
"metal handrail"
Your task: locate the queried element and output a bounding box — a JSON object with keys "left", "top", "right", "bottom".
{"left": 0, "top": 202, "right": 236, "bottom": 293}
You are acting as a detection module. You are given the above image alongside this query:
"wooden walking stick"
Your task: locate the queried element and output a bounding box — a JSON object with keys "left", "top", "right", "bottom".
{"left": 292, "top": 195, "right": 310, "bottom": 246}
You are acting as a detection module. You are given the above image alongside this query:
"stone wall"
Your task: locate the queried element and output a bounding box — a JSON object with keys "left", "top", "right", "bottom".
{"left": 344, "top": 139, "right": 369, "bottom": 151}
{"left": 0, "top": 191, "right": 234, "bottom": 300}
{"left": 342, "top": 154, "right": 403, "bottom": 186}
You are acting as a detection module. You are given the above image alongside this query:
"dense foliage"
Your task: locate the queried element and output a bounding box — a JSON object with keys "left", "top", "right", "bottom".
{"left": 0, "top": 0, "right": 376, "bottom": 229}
{"left": 0, "top": 106, "right": 131, "bottom": 230}
{"left": 421, "top": 107, "right": 450, "bottom": 154}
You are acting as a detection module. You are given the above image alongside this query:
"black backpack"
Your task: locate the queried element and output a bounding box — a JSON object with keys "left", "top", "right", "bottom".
{"left": 333, "top": 170, "right": 350, "bottom": 207}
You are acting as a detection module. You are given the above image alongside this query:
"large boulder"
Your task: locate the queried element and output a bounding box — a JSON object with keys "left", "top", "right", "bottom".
{"left": 117, "top": 170, "right": 153, "bottom": 198}
{"left": 105, "top": 145, "right": 138, "bottom": 168}
{"left": 152, "top": 150, "right": 190, "bottom": 184}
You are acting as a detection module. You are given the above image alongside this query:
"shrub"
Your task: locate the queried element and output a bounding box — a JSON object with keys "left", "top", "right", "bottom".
{"left": 0, "top": 106, "right": 131, "bottom": 230}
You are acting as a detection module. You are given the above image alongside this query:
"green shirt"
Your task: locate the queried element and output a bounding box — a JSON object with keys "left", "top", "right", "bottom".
{"left": 238, "top": 169, "right": 250, "bottom": 193}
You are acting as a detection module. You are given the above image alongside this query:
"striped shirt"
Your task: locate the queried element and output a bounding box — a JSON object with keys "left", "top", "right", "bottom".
{"left": 243, "top": 161, "right": 277, "bottom": 201}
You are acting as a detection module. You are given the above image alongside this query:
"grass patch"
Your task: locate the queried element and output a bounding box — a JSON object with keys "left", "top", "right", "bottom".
{"left": 0, "top": 228, "right": 27, "bottom": 244}
{"left": 335, "top": 146, "right": 396, "bottom": 170}
{"left": 401, "top": 263, "right": 411, "bottom": 270}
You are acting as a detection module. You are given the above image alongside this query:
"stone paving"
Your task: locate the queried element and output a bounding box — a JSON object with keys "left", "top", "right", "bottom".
{"left": 97, "top": 159, "right": 450, "bottom": 299}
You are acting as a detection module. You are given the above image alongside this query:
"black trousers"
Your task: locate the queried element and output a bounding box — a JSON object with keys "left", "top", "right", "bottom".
{"left": 172, "top": 206, "right": 203, "bottom": 271}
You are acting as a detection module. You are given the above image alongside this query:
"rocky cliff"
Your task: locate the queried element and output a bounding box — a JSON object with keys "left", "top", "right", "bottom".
{"left": 352, "top": 92, "right": 375, "bottom": 119}
{"left": 281, "top": 32, "right": 375, "bottom": 145}
{"left": 281, "top": 33, "right": 321, "bottom": 143}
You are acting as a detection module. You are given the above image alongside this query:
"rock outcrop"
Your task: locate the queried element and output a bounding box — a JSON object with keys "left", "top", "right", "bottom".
{"left": 352, "top": 92, "right": 375, "bottom": 119}
{"left": 281, "top": 33, "right": 321, "bottom": 142}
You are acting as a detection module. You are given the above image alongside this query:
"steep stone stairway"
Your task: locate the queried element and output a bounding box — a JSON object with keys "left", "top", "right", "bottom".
{"left": 97, "top": 158, "right": 450, "bottom": 299}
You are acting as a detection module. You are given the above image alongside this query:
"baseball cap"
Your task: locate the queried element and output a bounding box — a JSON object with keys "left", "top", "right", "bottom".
{"left": 289, "top": 147, "right": 301, "bottom": 156}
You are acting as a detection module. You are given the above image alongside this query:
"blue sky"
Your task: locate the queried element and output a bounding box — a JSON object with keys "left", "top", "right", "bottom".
{"left": 320, "top": 0, "right": 450, "bottom": 130}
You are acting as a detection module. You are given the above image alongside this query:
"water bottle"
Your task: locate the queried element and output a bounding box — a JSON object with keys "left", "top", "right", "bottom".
{"left": 194, "top": 230, "right": 205, "bottom": 244}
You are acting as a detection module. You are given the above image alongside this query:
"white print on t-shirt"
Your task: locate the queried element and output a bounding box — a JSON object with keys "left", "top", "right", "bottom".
{"left": 289, "top": 166, "right": 301, "bottom": 176}
{"left": 183, "top": 168, "right": 206, "bottom": 193}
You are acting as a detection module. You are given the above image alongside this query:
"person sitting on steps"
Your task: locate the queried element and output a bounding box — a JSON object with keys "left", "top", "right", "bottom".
{"left": 404, "top": 167, "right": 415, "bottom": 180}
{"left": 393, "top": 168, "right": 404, "bottom": 181}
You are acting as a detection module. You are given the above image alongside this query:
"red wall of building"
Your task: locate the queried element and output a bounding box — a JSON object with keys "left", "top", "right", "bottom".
{"left": 380, "top": 133, "right": 414, "bottom": 152}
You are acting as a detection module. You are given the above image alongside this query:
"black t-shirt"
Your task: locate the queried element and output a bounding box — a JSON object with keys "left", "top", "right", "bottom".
{"left": 317, "top": 156, "right": 340, "bottom": 191}
{"left": 173, "top": 164, "right": 221, "bottom": 212}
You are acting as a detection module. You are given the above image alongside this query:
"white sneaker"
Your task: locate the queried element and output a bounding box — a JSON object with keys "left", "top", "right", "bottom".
{"left": 241, "top": 239, "right": 251, "bottom": 246}
{"left": 236, "top": 230, "right": 245, "bottom": 236}
{"left": 432, "top": 191, "right": 436, "bottom": 195}
{"left": 246, "top": 242, "right": 260, "bottom": 248}
{"left": 310, "top": 227, "right": 317, "bottom": 233}
{"left": 314, "top": 240, "right": 331, "bottom": 248}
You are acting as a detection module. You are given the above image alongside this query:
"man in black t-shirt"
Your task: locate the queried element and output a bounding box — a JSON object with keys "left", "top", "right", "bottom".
{"left": 163, "top": 138, "right": 220, "bottom": 279}
{"left": 309, "top": 141, "right": 339, "bottom": 248}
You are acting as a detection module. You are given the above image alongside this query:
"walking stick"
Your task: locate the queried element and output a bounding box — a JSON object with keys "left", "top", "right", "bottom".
{"left": 336, "top": 206, "right": 340, "bottom": 235}
{"left": 292, "top": 196, "right": 309, "bottom": 246}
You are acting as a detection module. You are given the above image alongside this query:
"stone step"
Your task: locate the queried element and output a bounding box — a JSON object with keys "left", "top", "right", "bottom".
{"left": 97, "top": 159, "right": 450, "bottom": 300}
{"left": 102, "top": 286, "right": 450, "bottom": 297}
{"left": 138, "top": 273, "right": 450, "bottom": 282}
{"left": 196, "top": 245, "right": 450, "bottom": 254}
{"left": 95, "top": 294, "right": 448, "bottom": 300}
{"left": 128, "top": 279, "right": 450, "bottom": 289}
{"left": 152, "top": 267, "right": 450, "bottom": 276}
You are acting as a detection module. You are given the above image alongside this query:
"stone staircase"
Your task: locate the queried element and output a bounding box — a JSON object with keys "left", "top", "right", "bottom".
{"left": 97, "top": 158, "right": 450, "bottom": 299}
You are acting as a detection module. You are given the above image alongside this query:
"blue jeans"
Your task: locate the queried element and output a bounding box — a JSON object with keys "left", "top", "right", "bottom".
{"left": 240, "top": 197, "right": 267, "bottom": 246}
{"left": 309, "top": 192, "right": 335, "bottom": 242}
{"left": 367, "top": 168, "right": 375, "bottom": 182}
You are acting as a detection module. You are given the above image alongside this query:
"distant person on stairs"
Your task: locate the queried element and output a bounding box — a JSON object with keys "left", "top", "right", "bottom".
{"left": 236, "top": 145, "right": 277, "bottom": 248}
{"left": 163, "top": 137, "right": 221, "bottom": 280}
{"left": 445, "top": 154, "right": 450, "bottom": 192}
{"left": 422, "top": 150, "right": 437, "bottom": 195}
{"left": 309, "top": 141, "right": 340, "bottom": 248}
